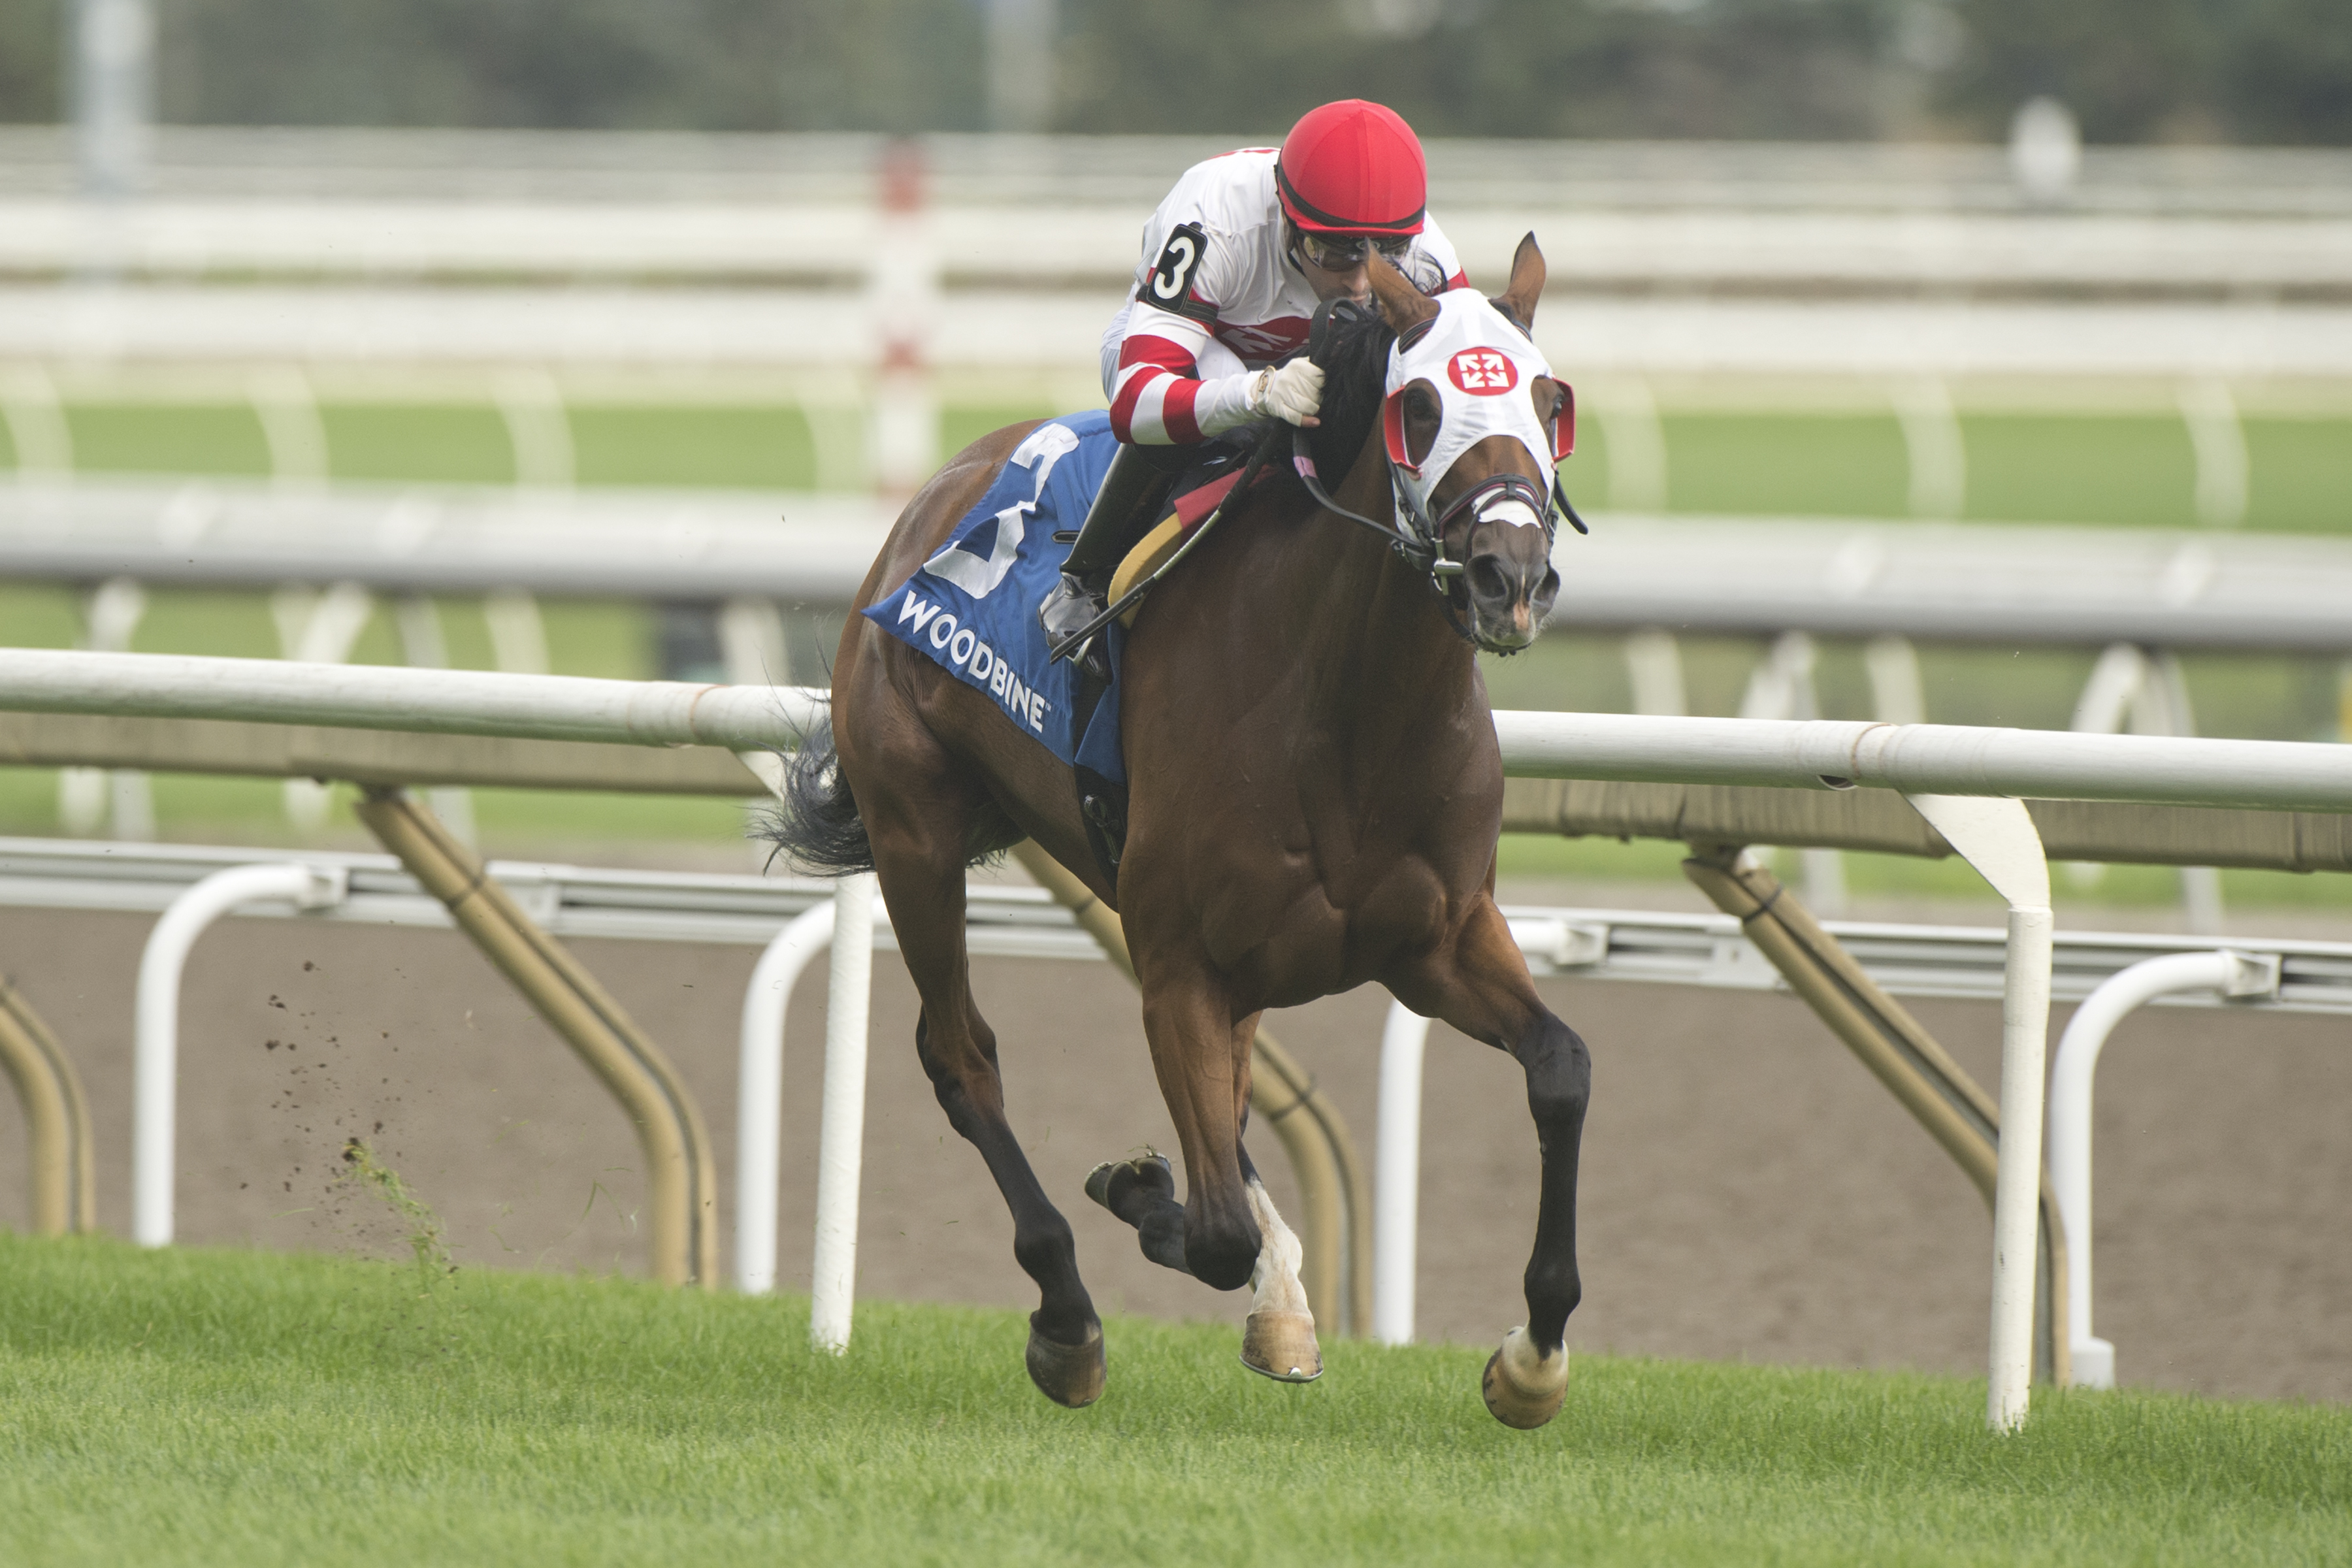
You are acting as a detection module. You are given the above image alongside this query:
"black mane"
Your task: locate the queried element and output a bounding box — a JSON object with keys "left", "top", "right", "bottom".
{"left": 1303, "top": 301, "right": 1396, "bottom": 486}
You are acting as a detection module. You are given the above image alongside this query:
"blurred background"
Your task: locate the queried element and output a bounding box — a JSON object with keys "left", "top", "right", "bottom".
{"left": 3, "top": 0, "right": 2351, "bottom": 1397}
{"left": 1, "top": 0, "right": 2349, "bottom": 923}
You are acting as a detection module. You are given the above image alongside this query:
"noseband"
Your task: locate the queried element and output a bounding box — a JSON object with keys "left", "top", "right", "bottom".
{"left": 1290, "top": 429, "right": 1584, "bottom": 588}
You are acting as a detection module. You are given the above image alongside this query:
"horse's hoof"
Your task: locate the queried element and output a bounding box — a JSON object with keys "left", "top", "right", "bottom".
{"left": 1240, "top": 1309, "right": 1322, "bottom": 1382}
{"left": 1481, "top": 1325, "right": 1569, "bottom": 1429}
{"left": 1084, "top": 1152, "right": 1172, "bottom": 1215}
{"left": 1025, "top": 1315, "right": 1106, "bottom": 1409}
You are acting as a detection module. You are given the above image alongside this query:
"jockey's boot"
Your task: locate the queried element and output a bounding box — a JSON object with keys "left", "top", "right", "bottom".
{"left": 1041, "top": 442, "right": 1186, "bottom": 668}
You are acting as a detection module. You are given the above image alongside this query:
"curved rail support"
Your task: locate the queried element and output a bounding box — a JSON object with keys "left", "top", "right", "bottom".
{"left": 355, "top": 789, "right": 721, "bottom": 1287}
{"left": 809, "top": 873, "right": 876, "bottom": 1352}
{"left": 2046, "top": 948, "right": 2278, "bottom": 1390}
{"left": 134, "top": 860, "right": 348, "bottom": 1247}
{"left": 1682, "top": 844, "right": 2070, "bottom": 1411}
{"left": 735, "top": 901, "right": 837, "bottom": 1294}
{"left": 0, "top": 978, "right": 97, "bottom": 1235}
{"left": 1903, "top": 793, "right": 2055, "bottom": 1433}
{"left": 1374, "top": 1000, "right": 1430, "bottom": 1346}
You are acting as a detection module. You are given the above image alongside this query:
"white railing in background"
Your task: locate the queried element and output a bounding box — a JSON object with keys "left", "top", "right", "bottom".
{"left": 8, "top": 284, "right": 2349, "bottom": 380}
{"left": 12, "top": 484, "right": 2352, "bottom": 652}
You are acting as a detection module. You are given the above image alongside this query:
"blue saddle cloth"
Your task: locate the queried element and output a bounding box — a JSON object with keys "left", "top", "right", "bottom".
{"left": 862, "top": 410, "right": 1126, "bottom": 787}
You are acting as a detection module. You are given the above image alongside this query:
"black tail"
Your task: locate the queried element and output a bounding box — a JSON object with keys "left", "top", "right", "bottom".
{"left": 753, "top": 716, "right": 878, "bottom": 877}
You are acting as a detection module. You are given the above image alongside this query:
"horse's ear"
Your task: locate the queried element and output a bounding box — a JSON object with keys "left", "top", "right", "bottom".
{"left": 1367, "top": 252, "right": 1441, "bottom": 337}
{"left": 1498, "top": 233, "right": 1546, "bottom": 329}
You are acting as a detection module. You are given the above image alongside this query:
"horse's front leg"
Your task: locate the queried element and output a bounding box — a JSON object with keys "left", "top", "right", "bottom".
{"left": 1081, "top": 1122, "right": 1322, "bottom": 1380}
{"left": 1236, "top": 1135, "right": 1322, "bottom": 1381}
{"left": 1134, "top": 958, "right": 1263, "bottom": 1293}
{"left": 1392, "top": 896, "right": 1591, "bottom": 1430}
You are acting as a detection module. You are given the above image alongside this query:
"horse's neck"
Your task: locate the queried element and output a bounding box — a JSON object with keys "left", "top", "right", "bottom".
{"left": 1285, "top": 430, "right": 1482, "bottom": 740}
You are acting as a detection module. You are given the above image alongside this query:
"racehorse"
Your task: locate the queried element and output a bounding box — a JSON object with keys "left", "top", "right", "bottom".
{"left": 768, "top": 237, "right": 1590, "bottom": 1429}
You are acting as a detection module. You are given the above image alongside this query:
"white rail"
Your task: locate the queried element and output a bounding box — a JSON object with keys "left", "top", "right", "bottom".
{"left": 0, "top": 648, "right": 827, "bottom": 752}
{"left": 2044, "top": 949, "right": 2283, "bottom": 1391}
{"left": 12, "top": 200, "right": 2352, "bottom": 292}
{"left": 16, "top": 486, "right": 2352, "bottom": 652}
{"left": 10, "top": 284, "right": 2351, "bottom": 379}
{"left": 7, "top": 651, "right": 2352, "bottom": 817}
{"left": 809, "top": 874, "right": 876, "bottom": 1353}
{"left": 10, "top": 836, "right": 2348, "bottom": 1006}
{"left": 132, "top": 860, "right": 346, "bottom": 1247}
{"left": 735, "top": 902, "right": 836, "bottom": 1295}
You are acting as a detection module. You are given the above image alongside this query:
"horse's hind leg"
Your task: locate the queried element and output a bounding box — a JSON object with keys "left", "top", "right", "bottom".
{"left": 1392, "top": 898, "right": 1590, "bottom": 1430}
{"left": 859, "top": 777, "right": 1104, "bottom": 1406}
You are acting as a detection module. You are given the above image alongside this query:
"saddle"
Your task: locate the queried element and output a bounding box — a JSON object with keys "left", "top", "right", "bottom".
{"left": 1102, "top": 427, "right": 1275, "bottom": 625}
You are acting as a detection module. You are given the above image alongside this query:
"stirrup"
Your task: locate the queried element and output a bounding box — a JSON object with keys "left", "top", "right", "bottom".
{"left": 1040, "top": 572, "right": 1112, "bottom": 678}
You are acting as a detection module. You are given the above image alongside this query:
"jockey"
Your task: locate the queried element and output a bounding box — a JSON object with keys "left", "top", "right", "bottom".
{"left": 1039, "top": 98, "right": 1471, "bottom": 655}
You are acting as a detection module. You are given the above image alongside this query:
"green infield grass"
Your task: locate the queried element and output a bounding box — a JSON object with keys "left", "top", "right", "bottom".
{"left": 8, "top": 397, "right": 2349, "bottom": 533}
{"left": 1, "top": 1232, "right": 2345, "bottom": 1566}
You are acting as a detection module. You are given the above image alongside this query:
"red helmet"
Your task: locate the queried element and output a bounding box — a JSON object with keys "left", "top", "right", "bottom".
{"left": 1275, "top": 100, "right": 1428, "bottom": 237}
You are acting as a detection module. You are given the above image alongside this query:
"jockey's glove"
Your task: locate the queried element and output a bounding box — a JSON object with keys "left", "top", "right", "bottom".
{"left": 1247, "top": 359, "right": 1325, "bottom": 427}
{"left": 1189, "top": 357, "right": 1326, "bottom": 438}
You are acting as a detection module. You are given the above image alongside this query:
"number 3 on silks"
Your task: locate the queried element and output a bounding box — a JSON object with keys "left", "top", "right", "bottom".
{"left": 1147, "top": 223, "right": 1209, "bottom": 308}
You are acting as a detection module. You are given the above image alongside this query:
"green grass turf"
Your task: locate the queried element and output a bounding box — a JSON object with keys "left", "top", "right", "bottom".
{"left": 2245, "top": 417, "right": 2352, "bottom": 534}
{"left": 1659, "top": 412, "right": 1912, "bottom": 518}
{"left": 62, "top": 402, "right": 274, "bottom": 478}
{"left": 569, "top": 404, "right": 821, "bottom": 489}
{"left": 1, "top": 1233, "right": 2344, "bottom": 1566}
{"left": 1960, "top": 414, "right": 2200, "bottom": 530}
{"left": 17, "top": 400, "right": 2352, "bottom": 532}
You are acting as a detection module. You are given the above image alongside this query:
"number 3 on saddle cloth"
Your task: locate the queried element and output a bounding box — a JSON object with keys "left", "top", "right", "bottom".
{"left": 863, "top": 410, "right": 1251, "bottom": 885}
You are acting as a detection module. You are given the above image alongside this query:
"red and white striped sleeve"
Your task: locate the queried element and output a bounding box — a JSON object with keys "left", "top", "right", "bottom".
{"left": 1107, "top": 313, "right": 1216, "bottom": 446}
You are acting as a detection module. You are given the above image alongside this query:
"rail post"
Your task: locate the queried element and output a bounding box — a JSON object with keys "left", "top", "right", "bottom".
{"left": 1682, "top": 843, "right": 2070, "bottom": 1403}
{"left": 2046, "top": 948, "right": 2279, "bottom": 1389}
{"left": 809, "top": 872, "right": 876, "bottom": 1352}
{"left": 355, "top": 788, "right": 721, "bottom": 1288}
{"left": 1373, "top": 1001, "right": 1429, "bottom": 1345}
{"left": 133, "top": 860, "right": 348, "bottom": 1247}
{"left": 0, "top": 977, "right": 97, "bottom": 1236}
{"left": 736, "top": 902, "right": 836, "bottom": 1294}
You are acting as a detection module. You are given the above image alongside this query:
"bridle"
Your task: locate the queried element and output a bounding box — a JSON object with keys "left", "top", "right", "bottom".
{"left": 1287, "top": 299, "right": 1587, "bottom": 629}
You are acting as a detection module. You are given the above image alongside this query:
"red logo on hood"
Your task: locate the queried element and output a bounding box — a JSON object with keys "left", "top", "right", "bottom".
{"left": 1446, "top": 348, "right": 1518, "bottom": 395}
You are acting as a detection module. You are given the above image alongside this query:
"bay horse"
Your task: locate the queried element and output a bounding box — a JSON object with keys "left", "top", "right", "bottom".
{"left": 769, "top": 237, "right": 1590, "bottom": 1428}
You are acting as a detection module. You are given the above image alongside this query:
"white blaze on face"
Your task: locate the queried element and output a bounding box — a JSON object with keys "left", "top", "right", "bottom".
{"left": 1386, "top": 289, "right": 1560, "bottom": 518}
{"left": 1479, "top": 497, "right": 1543, "bottom": 531}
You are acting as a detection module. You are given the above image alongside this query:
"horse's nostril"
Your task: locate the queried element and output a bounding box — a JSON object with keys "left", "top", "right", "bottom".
{"left": 1469, "top": 557, "right": 1513, "bottom": 606}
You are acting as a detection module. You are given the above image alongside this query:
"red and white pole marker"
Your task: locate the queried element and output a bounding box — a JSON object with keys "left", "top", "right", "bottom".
{"left": 868, "top": 139, "right": 939, "bottom": 500}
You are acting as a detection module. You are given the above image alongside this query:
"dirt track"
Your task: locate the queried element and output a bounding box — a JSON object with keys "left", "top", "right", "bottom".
{"left": 2, "top": 891, "right": 2345, "bottom": 1403}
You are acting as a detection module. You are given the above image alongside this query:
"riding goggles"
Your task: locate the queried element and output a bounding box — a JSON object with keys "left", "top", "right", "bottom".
{"left": 1294, "top": 230, "right": 1415, "bottom": 271}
